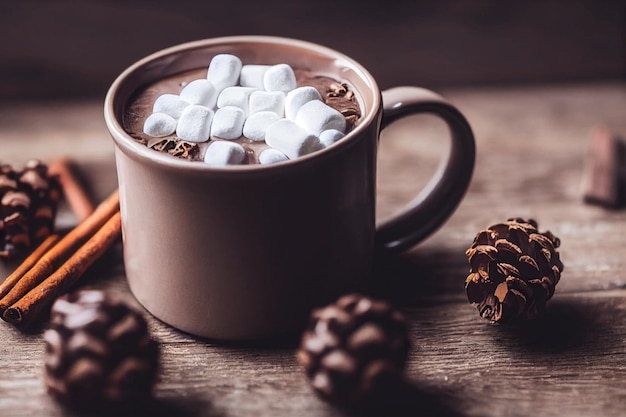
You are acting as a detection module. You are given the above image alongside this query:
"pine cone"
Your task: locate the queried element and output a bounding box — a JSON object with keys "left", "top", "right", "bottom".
{"left": 44, "top": 290, "right": 159, "bottom": 408}
{"left": 296, "top": 294, "right": 410, "bottom": 405}
{"left": 465, "top": 218, "right": 564, "bottom": 323}
{"left": 0, "top": 160, "right": 61, "bottom": 260}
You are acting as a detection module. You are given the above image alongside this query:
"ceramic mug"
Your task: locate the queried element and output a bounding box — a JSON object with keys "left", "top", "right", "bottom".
{"left": 104, "top": 36, "right": 475, "bottom": 340}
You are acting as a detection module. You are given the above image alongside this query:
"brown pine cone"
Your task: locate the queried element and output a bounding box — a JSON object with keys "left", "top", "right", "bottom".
{"left": 43, "top": 290, "right": 159, "bottom": 408}
{"left": 465, "top": 218, "right": 564, "bottom": 323}
{"left": 0, "top": 159, "right": 61, "bottom": 260}
{"left": 297, "top": 293, "right": 410, "bottom": 405}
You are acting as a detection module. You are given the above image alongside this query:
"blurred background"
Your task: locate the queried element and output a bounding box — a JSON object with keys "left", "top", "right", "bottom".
{"left": 1, "top": 0, "right": 624, "bottom": 101}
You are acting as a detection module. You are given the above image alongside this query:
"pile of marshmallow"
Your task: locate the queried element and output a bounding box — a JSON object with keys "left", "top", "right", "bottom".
{"left": 143, "top": 54, "right": 350, "bottom": 165}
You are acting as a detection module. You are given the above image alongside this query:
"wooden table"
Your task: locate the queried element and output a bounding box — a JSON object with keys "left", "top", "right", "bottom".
{"left": 1, "top": 82, "right": 625, "bottom": 417}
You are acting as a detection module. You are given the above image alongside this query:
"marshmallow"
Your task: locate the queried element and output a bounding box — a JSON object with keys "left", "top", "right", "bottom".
{"left": 204, "top": 141, "right": 246, "bottom": 165}
{"left": 258, "top": 148, "right": 289, "bottom": 165}
{"left": 240, "top": 65, "right": 271, "bottom": 89}
{"left": 295, "top": 100, "right": 346, "bottom": 135}
{"left": 249, "top": 91, "right": 285, "bottom": 116}
{"left": 176, "top": 104, "right": 214, "bottom": 142}
{"left": 319, "top": 129, "right": 345, "bottom": 148}
{"left": 263, "top": 64, "right": 297, "bottom": 92}
{"left": 265, "top": 119, "right": 322, "bottom": 159}
{"left": 207, "top": 54, "right": 243, "bottom": 91}
{"left": 179, "top": 79, "right": 218, "bottom": 108}
{"left": 152, "top": 94, "right": 190, "bottom": 118}
{"left": 285, "top": 86, "right": 322, "bottom": 120}
{"left": 143, "top": 112, "right": 177, "bottom": 137}
{"left": 217, "top": 86, "right": 257, "bottom": 115}
{"left": 211, "top": 106, "right": 245, "bottom": 140}
{"left": 242, "top": 111, "right": 282, "bottom": 142}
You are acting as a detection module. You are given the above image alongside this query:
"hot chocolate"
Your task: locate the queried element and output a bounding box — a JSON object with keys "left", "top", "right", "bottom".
{"left": 105, "top": 36, "right": 476, "bottom": 340}
{"left": 122, "top": 56, "right": 361, "bottom": 165}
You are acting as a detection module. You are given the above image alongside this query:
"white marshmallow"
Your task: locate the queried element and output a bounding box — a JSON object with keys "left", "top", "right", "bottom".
{"left": 179, "top": 79, "right": 218, "bottom": 108}
{"left": 240, "top": 65, "right": 271, "bottom": 89}
{"left": 265, "top": 119, "right": 322, "bottom": 159}
{"left": 152, "top": 94, "right": 189, "bottom": 119}
{"left": 319, "top": 129, "right": 345, "bottom": 148}
{"left": 242, "top": 111, "right": 282, "bottom": 142}
{"left": 263, "top": 64, "right": 297, "bottom": 92}
{"left": 295, "top": 100, "right": 346, "bottom": 135}
{"left": 249, "top": 91, "right": 285, "bottom": 116}
{"left": 143, "top": 112, "right": 177, "bottom": 137}
{"left": 210, "top": 106, "right": 245, "bottom": 140}
{"left": 217, "top": 87, "right": 257, "bottom": 115}
{"left": 258, "top": 148, "right": 289, "bottom": 165}
{"left": 259, "top": 148, "right": 289, "bottom": 165}
{"left": 176, "top": 104, "right": 214, "bottom": 142}
{"left": 285, "top": 86, "right": 322, "bottom": 120}
{"left": 204, "top": 141, "right": 245, "bottom": 166}
{"left": 207, "top": 54, "right": 243, "bottom": 91}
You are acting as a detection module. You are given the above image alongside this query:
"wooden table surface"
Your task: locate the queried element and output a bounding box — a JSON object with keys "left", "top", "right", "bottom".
{"left": 1, "top": 81, "right": 625, "bottom": 417}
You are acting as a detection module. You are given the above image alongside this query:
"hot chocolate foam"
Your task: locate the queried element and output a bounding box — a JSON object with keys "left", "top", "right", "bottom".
{"left": 123, "top": 55, "right": 361, "bottom": 165}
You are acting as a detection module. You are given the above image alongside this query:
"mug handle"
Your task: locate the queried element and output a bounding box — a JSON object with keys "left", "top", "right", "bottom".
{"left": 375, "top": 86, "right": 476, "bottom": 255}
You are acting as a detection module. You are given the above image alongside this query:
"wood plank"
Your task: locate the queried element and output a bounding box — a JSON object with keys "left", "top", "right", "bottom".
{"left": 1, "top": 260, "right": 624, "bottom": 417}
{"left": 0, "top": 1, "right": 624, "bottom": 99}
{"left": 1, "top": 83, "right": 625, "bottom": 294}
{"left": 0, "top": 83, "right": 625, "bottom": 416}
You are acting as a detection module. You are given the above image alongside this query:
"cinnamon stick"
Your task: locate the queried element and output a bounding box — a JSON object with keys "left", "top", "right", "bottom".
{"left": 48, "top": 157, "right": 96, "bottom": 221}
{"left": 581, "top": 127, "right": 626, "bottom": 208}
{"left": 0, "top": 189, "right": 119, "bottom": 313}
{"left": 0, "top": 234, "right": 60, "bottom": 300}
{"left": 3, "top": 211, "right": 122, "bottom": 327}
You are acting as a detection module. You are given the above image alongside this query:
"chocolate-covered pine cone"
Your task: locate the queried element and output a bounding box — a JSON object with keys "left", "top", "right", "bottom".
{"left": 465, "top": 218, "right": 564, "bottom": 323}
{"left": 297, "top": 294, "right": 409, "bottom": 405}
{"left": 44, "top": 290, "right": 159, "bottom": 407}
{"left": 0, "top": 160, "right": 61, "bottom": 260}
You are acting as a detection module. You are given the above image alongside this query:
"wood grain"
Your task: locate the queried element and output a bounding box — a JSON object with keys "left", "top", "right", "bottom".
{"left": 0, "top": 1, "right": 624, "bottom": 100}
{"left": 0, "top": 82, "right": 625, "bottom": 416}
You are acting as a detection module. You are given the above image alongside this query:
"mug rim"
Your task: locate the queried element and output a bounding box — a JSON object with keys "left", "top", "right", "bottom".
{"left": 103, "top": 35, "right": 381, "bottom": 175}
